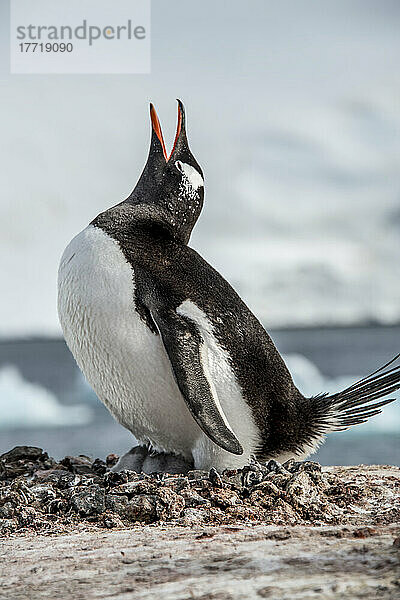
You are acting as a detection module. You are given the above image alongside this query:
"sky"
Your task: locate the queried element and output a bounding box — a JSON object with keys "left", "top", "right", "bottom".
{"left": 0, "top": 0, "right": 399, "bottom": 336}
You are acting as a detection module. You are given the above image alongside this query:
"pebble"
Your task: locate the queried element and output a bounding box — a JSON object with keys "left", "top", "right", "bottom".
{"left": 70, "top": 485, "right": 105, "bottom": 516}
{"left": 0, "top": 446, "right": 396, "bottom": 536}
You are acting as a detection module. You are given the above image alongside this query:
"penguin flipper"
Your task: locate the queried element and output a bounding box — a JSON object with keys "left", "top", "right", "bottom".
{"left": 152, "top": 309, "right": 243, "bottom": 456}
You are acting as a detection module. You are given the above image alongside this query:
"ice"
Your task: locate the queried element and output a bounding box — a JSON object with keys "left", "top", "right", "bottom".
{"left": 0, "top": 365, "right": 93, "bottom": 429}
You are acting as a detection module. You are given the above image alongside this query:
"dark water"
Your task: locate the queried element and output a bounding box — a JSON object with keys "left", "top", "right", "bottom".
{"left": 0, "top": 325, "right": 399, "bottom": 465}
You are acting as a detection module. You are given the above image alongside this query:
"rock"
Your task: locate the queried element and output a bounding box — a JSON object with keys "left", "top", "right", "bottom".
{"left": 0, "top": 446, "right": 55, "bottom": 480}
{"left": 0, "top": 488, "right": 20, "bottom": 508}
{"left": 124, "top": 495, "right": 158, "bottom": 523}
{"left": 241, "top": 456, "right": 271, "bottom": 488}
{"left": 265, "top": 459, "right": 290, "bottom": 474}
{"left": 162, "top": 475, "right": 190, "bottom": 492}
{"left": 103, "top": 470, "right": 130, "bottom": 488}
{"left": 209, "top": 488, "right": 241, "bottom": 508}
{"left": 209, "top": 467, "right": 224, "bottom": 487}
{"left": 189, "top": 477, "right": 212, "bottom": 492}
{"left": 70, "top": 485, "right": 105, "bottom": 516}
{"left": 290, "top": 460, "right": 322, "bottom": 474}
{"left": 105, "top": 494, "right": 130, "bottom": 517}
{"left": 0, "top": 502, "right": 15, "bottom": 518}
{"left": 106, "top": 453, "right": 119, "bottom": 468}
{"left": 1, "top": 446, "right": 45, "bottom": 461}
{"left": 102, "top": 513, "right": 124, "bottom": 528}
{"left": 112, "top": 479, "right": 157, "bottom": 497}
{"left": 60, "top": 455, "right": 93, "bottom": 474}
{"left": 266, "top": 498, "right": 302, "bottom": 525}
{"left": 178, "top": 507, "right": 207, "bottom": 525}
{"left": 156, "top": 488, "right": 185, "bottom": 520}
{"left": 0, "top": 447, "right": 398, "bottom": 536}
{"left": 285, "top": 471, "right": 318, "bottom": 502}
{"left": 226, "top": 505, "right": 261, "bottom": 521}
{"left": 91, "top": 458, "right": 108, "bottom": 475}
{"left": 48, "top": 498, "right": 69, "bottom": 514}
{"left": 30, "top": 484, "right": 57, "bottom": 505}
{"left": 221, "top": 469, "right": 243, "bottom": 488}
{"left": 17, "top": 506, "right": 38, "bottom": 527}
{"left": 250, "top": 479, "right": 284, "bottom": 505}
{"left": 33, "top": 469, "right": 71, "bottom": 484}
{"left": 57, "top": 472, "right": 82, "bottom": 489}
{"left": 180, "top": 488, "right": 210, "bottom": 507}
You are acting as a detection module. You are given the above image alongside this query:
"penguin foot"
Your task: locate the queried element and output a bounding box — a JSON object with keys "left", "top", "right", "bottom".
{"left": 142, "top": 451, "right": 194, "bottom": 474}
{"left": 111, "top": 445, "right": 194, "bottom": 474}
{"left": 111, "top": 445, "right": 148, "bottom": 473}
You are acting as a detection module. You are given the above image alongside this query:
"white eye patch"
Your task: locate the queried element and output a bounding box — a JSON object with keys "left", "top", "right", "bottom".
{"left": 175, "top": 161, "right": 204, "bottom": 190}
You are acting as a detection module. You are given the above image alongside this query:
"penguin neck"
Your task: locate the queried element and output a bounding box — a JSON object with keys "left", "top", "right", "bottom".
{"left": 92, "top": 201, "right": 193, "bottom": 246}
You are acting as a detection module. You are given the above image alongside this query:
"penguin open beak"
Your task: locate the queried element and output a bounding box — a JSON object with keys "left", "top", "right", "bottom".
{"left": 169, "top": 99, "right": 185, "bottom": 159}
{"left": 150, "top": 103, "right": 167, "bottom": 160}
{"left": 149, "top": 100, "right": 186, "bottom": 162}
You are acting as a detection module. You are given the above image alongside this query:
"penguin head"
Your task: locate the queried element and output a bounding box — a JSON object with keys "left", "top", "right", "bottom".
{"left": 126, "top": 100, "right": 204, "bottom": 244}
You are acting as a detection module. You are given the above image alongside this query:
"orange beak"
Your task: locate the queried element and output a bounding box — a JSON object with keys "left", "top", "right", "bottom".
{"left": 149, "top": 100, "right": 184, "bottom": 162}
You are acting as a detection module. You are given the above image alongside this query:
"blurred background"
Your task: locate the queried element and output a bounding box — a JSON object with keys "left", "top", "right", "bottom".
{"left": 0, "top": 0, "right": 399, "bottom": 465}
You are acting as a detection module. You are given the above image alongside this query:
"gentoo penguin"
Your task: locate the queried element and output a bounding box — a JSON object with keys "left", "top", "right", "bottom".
{"left": 58, "top": 101, "right": 400, "bottom": 473}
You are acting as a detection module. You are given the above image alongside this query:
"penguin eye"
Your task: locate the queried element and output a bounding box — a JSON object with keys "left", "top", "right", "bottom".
{"left": 175, "top": 161, "right": 204, "bottom": 190}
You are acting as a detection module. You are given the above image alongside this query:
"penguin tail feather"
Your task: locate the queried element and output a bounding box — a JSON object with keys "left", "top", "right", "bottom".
{"left": 307, "top": 353, "right": 400, "bottom": 436}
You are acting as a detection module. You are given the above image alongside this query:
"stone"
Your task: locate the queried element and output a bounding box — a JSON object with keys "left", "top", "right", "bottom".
{"left": 180, "top": 488, "right": 210, "bottom": 507}
{"left": 0, "top": 446, "right": 45, "bottom": 462}
{"left": 57, "top": 472, "right": 82, "bottom": 489}
{"left": 178, "top": 507, "right": 207, "bottom": 525}
{"left": 124, "top": 495, "right": 158, "bottom": 523}
{"left": 209, "top": 467, "right": 224, "bottom": 487}
{"left": 285, "top": 471, "right": 318, "bottom": 502}
{"left": 33, "top": 469, "right": 71, "bottom": 484}
{"left": 0, "top": 502, "right": 15, "bottom": 518}
{"left": 209, "top": 488, "right": 241, "bottom": 508}
{"left": 102, "top": 513, "right": 124, "bottom": 529}
{"left": 30, "top": 484, "right": 57, "bottom": 504}
{"left": 91, "top": 458, "right": 108, "bottom": 475}
{"left": 105, "top": 494, "right": 130, "bottom": 517}
{"left": 17, "top": 506, "right": 38, "bottom": 527}
{"left": 60, "top": 455, "right": 93, "bottom": 474}
{"left": 105, "top": 453, "right": 119, "bottom": 468}
{"left": 0, "top": 446, "right": 55, "bottom": 480}
{"left": 70, "top": 485, "right": 105, "bottom": 516}
{"left": 156, "top": 488, "right": 185, "bottom": 520}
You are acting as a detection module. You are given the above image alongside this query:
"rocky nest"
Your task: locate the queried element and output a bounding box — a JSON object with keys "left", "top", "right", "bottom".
{"left": 1, "top": 446, "right": 399, "bottom": 537}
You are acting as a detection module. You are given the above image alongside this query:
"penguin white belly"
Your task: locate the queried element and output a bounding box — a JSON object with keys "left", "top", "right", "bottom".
{"left": 57, "top": 224, "right": 200, "bottom": 457}
{"left": 58, "top": 225, "right": 260, "bottom": 469}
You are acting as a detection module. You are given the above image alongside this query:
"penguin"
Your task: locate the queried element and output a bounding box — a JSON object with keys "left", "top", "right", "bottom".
{"left": 58, "top": 100, "right": 400, "bottom": 474}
